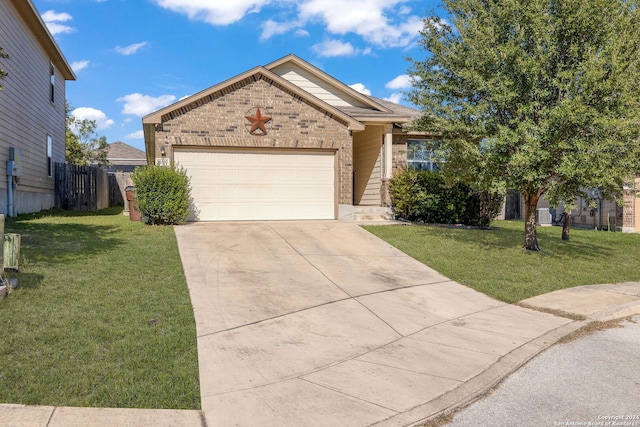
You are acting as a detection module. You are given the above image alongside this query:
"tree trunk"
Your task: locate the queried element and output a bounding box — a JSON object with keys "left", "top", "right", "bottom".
{"left": 523, "top": 193, "right": 541, "bottom": 251}
{"left": 562, "top": 210, "right": 571, "bottom": 241}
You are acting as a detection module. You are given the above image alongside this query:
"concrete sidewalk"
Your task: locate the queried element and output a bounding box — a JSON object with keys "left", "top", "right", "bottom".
{"left": 2, "top": 222, "right": 640, "bottom": 427}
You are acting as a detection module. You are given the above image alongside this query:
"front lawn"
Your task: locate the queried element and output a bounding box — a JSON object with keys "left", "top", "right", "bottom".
{"left": 0, "top": 208, "right": 200, "bottom": 409}
{"left": 365, "top": 220, "right": 640, "bottom": 303}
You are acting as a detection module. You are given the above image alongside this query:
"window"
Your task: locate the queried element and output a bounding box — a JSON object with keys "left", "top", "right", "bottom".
{"left": 407, "top": 139, "right": 441, "bottom": 171}
{"left": 47, "top": 135, "right": 53, "bottom": 177}
{"left": 50, "top": 63, "right": 55, "bottom": 104}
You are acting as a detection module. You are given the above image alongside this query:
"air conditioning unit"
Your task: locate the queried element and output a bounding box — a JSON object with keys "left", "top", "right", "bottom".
{"left": 536, "top": 208, "right": 551, "bottom": 226}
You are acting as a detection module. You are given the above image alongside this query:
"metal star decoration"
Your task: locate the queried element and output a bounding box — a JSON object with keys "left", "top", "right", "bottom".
{"left": 245, "top": 107, "right": 272, "bottom": 136}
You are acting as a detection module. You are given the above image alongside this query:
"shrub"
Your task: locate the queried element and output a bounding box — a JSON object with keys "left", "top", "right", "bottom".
{"left": 131, "top": 165, "right": 191, "bottom": 225}
{"left": 388, "top": 168, "right": 429, "bottom": 221}
{"left": 389, "top": 169, "right": 503, "bottom": 227}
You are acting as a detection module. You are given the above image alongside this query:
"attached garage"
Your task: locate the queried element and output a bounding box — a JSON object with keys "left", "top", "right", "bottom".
{"left": 143, "top": 54, "right": 418, "bottom": 222}
{"left": 174, "top": 148, "right": 336, "bottom": 221}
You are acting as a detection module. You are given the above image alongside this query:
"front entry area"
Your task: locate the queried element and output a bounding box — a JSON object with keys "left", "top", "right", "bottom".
{"left": 174, "top": 148, "right": 336, "bottom": 221}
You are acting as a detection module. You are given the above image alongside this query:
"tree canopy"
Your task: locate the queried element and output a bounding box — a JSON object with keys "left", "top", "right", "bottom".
{"left": 408, "top": 0, "right": 640, "bottom": 251}
{"left": 65, "top": 104, "right": 109, "bottom": 166}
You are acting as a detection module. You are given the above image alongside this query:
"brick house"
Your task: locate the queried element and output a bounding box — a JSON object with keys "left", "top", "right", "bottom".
{"left": 143, "top": 54, "right": 640, "bottom": 229}
{"left": 142, "top": 54, "right": 424, "bottom": 221}
{"left": 0, "top": 0, "right": 75, "bottom": 216}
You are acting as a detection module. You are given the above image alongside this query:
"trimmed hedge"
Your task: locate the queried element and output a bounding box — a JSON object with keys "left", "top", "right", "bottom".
{"left": 389, "top": 169, "right": 503, "bottom": 227}
{"left": 131, "top": 165, "right": 191, "bottom": 225}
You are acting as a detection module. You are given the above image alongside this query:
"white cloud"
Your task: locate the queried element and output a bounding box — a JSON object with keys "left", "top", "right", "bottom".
{"left": 385, "top": 74, "right": 412, "bottom": 90}
{"left": 312, "top": 39, "right": 372, "bottom": 57}
{"left": 71, "top": 107, "right": 115, "bottom": 130}
{"left": 125, "top": 130, "right": 145, "bottom": 140}
{"left": 41, "top": 10, "right": 75, "bottom": 35}
{"left": 153, "top": 0, "right": 422, "bottom": 48}
{"left": 349, "top": 83, "right": 371, "bottom": 96}
{"left": 117, "top": 93, "right": 176, "bottom": 117}
{"left": 384, "top": 92, "right": 402, "bottom": 104}
{"left": 261, "top": 19, "right": 301, "bottom": 40}
{"left": 115, "top": 42, "right": 148, "bottom": 56}
{"left": 311, "top": 39, "right": 357, "bottom": 57}
{"left": 71, "top": 60, "right": 90, "bottom": 73}
{"left": 298, "top": 0, "right": 422, "bottom": 48}
{"left": 152, "top": 0, "right": 270, "bottom": 25}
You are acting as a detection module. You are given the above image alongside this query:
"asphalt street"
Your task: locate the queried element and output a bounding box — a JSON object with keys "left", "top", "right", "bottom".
{"left": 442, "top": 316, "right": 640, "bottom": 427}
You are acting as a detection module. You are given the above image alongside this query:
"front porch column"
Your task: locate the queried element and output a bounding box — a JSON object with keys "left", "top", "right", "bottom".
{"left": 380, "top": 124, "right": 394, "bottom": 207}
{"left": 383, "top": 124, "right": 393, "bottom": 179}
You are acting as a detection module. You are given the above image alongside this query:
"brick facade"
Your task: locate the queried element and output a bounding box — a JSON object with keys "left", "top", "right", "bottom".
{"left": 154, "top": 76, "right": 354, "bottom": 205}
{"left": 392, "top": 133, "right": 410, "bottom": 174}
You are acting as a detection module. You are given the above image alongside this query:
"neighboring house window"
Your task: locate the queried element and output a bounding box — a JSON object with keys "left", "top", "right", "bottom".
{"left": 407, "top": 139, "right": 441, "bottom": 171}
{"left": 50, "top": 63, "right": 55, "bottom": 104}
{"left": 47, "top": 135, "right": 53, "bottom": 177}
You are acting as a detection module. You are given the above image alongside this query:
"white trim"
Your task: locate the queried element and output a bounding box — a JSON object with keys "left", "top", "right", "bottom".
{"left": 384, "top": 124, "right": 393, "bottom": 179}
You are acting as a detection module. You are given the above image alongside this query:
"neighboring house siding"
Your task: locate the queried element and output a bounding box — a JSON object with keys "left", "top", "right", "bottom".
{"left": 0, "top": 1, "right": 68, "bottom": 214}
{"left": 353, "top": 125, "right": 383, "bottom": 205}
{"left": 157, "top": 78, "right": 354, "bottom": 205}
{"left": 271, "top": 63, "right": 369, "bottom": 108}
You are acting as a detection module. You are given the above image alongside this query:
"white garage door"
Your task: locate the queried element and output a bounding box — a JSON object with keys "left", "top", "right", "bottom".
{"left": 174, "top": 149, "right": 335, "bottom": 221}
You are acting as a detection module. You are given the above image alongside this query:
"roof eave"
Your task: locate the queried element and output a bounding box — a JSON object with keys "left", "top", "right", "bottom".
{"left": 354, "top": 116, "right": 412, "bottom": 125}
{"left": 11, "top": 0, "right": 76, "bottom": 80}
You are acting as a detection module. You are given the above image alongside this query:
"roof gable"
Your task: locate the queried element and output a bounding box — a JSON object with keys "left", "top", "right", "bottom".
{"left": 266, "top": 55, "right": 391, "bottom": 113}
{"left": 107, "top": 142, "right": 146, "bottom": 161}
{"left": 143, "top": 66, "right": 365, "bottom": 131}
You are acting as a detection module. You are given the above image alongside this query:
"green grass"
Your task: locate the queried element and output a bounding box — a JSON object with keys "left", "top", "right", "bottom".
{"left": 0, "top": 208, "right": 200, "bottom": 409}
{"left": 364, "top": 220, "right": 640, "bottom": 303}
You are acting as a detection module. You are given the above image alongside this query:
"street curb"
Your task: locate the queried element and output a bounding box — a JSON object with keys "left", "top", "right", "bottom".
{"left": 373, "top": 296, "right": 640, "bottom": 427}
{"left": 370, "top": 319, "right": 587, "bottom": 427}
{"left": 588, "top": 299, "right": 640, "bottom": 322}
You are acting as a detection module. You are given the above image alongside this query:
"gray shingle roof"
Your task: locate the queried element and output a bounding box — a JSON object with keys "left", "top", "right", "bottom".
{"left": 107, "top": 142, "right": 147, "bottom": 164}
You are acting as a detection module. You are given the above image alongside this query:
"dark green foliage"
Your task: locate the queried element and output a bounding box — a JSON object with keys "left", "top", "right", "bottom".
{"left": 131, "top": 165, "right": 191, "bottom": 225}
{"left": 389, "top": 169, "right": 502, "bottom": 226}
{"left": 408, "top": 0, "right": 640, "bottom": 250}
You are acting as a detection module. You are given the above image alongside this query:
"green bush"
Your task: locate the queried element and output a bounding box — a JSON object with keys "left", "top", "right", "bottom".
{"left": 131, "top": 165, "right": 191, "bottom": 225}
{"left": 389, "top": 169, "right": 503, "bottom": 226}
{"left": 464, "top": 189, "right": 505, "bottom": 228}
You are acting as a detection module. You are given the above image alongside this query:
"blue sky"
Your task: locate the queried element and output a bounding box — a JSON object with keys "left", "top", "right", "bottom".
{"left": 33, "top": 0, "right": 443, "bottom": 152}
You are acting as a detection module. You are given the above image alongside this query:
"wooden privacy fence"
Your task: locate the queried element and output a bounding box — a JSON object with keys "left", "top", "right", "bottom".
{"left": 54, "top": 163, "right": 110, "bottom": 211}
{"left": 109, "top": 171, "right": 134, "bottom": 211}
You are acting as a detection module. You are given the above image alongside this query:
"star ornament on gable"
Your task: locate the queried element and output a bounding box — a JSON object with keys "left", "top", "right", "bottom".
{"left": 244, "top": 107, "right": 272, "bottom": 136}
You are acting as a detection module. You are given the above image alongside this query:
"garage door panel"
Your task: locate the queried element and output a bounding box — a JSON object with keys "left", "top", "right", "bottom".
{"left": 174, "top": 149, "right": 335, "bottom": 221}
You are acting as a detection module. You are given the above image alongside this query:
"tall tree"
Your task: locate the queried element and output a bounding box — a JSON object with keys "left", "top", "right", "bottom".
{"left": 65, "top": 104, "right": 109, "bottom": 166}
{"left": 408, "top": 0, "right": 640, "bottom": 251}
{"left": 0, "top": 46, "right": 9, "bottom": 90}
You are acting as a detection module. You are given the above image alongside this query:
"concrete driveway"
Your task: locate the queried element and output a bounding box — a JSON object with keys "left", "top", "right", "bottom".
{"left": 174, "top": 222, "right": 572, "bottom": 427}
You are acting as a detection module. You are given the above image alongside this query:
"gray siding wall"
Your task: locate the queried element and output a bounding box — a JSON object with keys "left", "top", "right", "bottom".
{"left": 0, "top": 1, "right": 67, "bottom": 214}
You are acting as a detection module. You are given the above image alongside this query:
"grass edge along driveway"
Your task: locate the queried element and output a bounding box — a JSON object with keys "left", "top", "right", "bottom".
{"left": 365, "top": 220, "right": 640, "bottom": 303}
{"left": 0, "top": 208, "right": 200, "bottom": 409}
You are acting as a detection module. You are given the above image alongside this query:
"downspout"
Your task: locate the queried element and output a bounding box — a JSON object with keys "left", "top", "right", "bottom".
{"left": 6, "top": 160, "right": 14, "bottom": 217}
